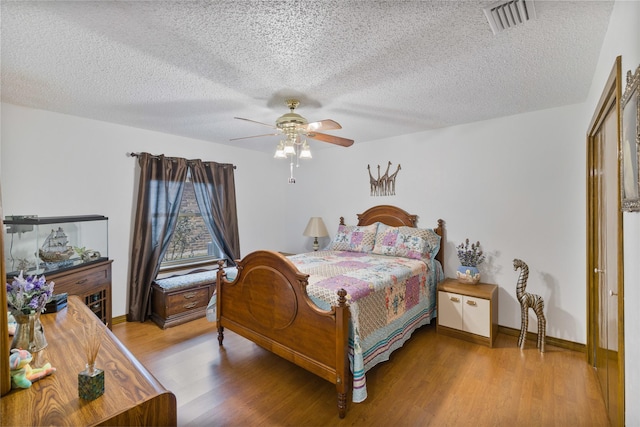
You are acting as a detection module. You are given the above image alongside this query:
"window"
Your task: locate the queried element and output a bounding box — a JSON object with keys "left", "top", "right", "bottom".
{"left": 160, "top": 172, "right": 224, "bottom": 268}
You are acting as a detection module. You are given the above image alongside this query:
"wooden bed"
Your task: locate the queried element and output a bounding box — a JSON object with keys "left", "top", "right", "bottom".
{"left": 214, "top": 205, "right": 445, "bottom": 418}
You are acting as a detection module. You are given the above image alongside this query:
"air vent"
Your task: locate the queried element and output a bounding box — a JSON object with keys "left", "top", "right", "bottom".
{"left": 483, "top": 0, "right": 536, "bottom": 34}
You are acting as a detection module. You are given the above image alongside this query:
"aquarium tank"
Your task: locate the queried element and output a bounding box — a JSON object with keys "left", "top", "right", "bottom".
{"left": 4, "top": 215, "right": 108, "bottom": 277}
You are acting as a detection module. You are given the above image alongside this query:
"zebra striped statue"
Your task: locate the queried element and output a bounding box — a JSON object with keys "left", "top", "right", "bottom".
{"left": 513, "top": 259, "right": 546, "bottom": 352}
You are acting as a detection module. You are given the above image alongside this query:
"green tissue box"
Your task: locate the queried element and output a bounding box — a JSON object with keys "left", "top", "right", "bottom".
{"left": 78, "top": 366, "right": 104, "bottom": 401}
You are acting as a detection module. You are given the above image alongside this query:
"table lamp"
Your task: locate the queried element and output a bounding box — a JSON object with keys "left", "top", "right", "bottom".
{"left": 303, "top": 217, "right": 329, "bottom": 251}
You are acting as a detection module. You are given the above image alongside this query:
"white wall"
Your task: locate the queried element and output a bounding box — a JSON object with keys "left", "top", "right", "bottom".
{"left": 282, "top": 104, "right": 587, "bottom": 344}
{"left": 583, "top": 0, "right": 640, "bottom": 424}
{"left": 0, "top": 104, "right": 286, "bottom": 317}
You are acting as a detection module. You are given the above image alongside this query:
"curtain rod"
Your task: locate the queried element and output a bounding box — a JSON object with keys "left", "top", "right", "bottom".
{"left": 127, "top": 152, "right": 236, "bottom": 169}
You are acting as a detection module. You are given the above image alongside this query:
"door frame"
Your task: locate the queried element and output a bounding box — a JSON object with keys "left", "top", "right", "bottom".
{"left": 586, "top": 56, "right": 625, "bottom": 426}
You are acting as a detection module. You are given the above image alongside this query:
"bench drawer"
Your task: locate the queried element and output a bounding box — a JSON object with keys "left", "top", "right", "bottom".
{"left": 150, "top": 278, "right": 215, "bottom": 329}
{"left": 165, "top": 287, "right": 209, "bottom": 316}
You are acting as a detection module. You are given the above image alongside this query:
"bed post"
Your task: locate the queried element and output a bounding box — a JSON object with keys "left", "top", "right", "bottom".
{"left": 435, "top": 219, "right": 445, "bottom": 272}
{"left": 216, "top": 260, "right": 226, "bottom": 346}
{"left": 335, "top": 288, "right": 349, "bottom": 418}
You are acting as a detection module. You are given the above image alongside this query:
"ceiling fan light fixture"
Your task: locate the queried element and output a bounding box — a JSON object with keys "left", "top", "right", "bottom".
{"left": 235, "top": 98, "right": 353, "bottom": 183}
{"left": 276, "top": 99, "right": 308, "bottom": 129}
{"left": 299, "top": 140, "right": 312, "bottom": 159}
{"left": 276, "top": 112, "right": 308, "bottom": 129}
{"left": 283, "top": 140, "right": 295, "bottom": 155}
{"left": 274, "top": 141, "right": 286, "bottom": 158}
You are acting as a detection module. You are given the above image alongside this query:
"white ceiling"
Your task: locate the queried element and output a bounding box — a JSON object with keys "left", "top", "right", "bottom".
{"left": 1, "top": 1, "right": 614, "bottom": 153}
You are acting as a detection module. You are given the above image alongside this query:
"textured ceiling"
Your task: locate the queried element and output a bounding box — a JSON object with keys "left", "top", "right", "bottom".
{"left": 1, "top": 1, "right": 614, "bottom": 153}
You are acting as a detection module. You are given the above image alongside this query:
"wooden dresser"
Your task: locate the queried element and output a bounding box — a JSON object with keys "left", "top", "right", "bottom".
{"left": 0, "top": 296, "right": 177, "bottom": 426}
{"left": 44, "top": 259, "right": 113, "bottom": 328}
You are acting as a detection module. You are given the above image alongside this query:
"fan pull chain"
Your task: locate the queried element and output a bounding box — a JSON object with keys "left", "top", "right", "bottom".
{"left": 288, "top": 159, "right": 296, "bottom": 184}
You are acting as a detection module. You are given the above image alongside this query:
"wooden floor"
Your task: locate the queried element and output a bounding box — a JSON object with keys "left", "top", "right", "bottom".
{"left": 112, "top": 318, "right": 610, "bottom": 427}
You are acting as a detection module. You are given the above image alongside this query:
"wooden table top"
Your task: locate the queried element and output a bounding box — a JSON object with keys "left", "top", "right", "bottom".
{"left": 1, "top": 296, "right": 176, "bottom": 426}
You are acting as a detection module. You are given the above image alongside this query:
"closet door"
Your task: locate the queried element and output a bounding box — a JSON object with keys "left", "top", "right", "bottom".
{"left": 587, "top": 56, "right": 624, "bottom": 427}
{"left": 595, "top": 106, "right": 621, "bottom": 425}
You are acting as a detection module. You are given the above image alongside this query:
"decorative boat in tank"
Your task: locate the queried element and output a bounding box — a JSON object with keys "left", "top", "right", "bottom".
{"left": 38, "top": 227, "right": 75, "bottom": 262}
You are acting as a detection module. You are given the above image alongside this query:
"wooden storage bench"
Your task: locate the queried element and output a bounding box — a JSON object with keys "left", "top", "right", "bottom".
{"left": 150, "top": 270, "right": 216, "bottom": 329}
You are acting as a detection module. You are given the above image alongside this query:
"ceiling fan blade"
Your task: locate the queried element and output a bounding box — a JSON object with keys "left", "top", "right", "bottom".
{"left": 303, "top": 119, "right": 342, "bottom": 132}
{"left": 306, "top": 132, "right": 354, "bottom": 147}
{"left": 230, "top": 132, "right": 281, "bottom": 141}
{"left": 234, "top": 117, "right": 277, "bottom": 129}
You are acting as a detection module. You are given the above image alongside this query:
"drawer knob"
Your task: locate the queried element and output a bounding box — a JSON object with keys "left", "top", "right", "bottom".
{"left": 76, "top": 279, "right": 88, "bottom": 285}
{"left": 466, "top": 300, "right": 477, "bottom": 306}
{"left": 183, "top": 302, "right": 198, "bottom": 309}
{"left": 450, "top": 297, "right": 460, "bottom": 303}
{"left": 183, "top": 292, "right": 197, "bottom": 299}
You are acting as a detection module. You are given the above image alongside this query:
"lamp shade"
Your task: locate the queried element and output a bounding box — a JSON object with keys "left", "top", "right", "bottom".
{"left": 303, "top": 217, "right": 329, "bottom": 238}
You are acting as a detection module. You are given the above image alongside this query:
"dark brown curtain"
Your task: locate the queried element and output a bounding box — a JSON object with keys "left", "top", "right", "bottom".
{"left": 127, "top": 153, "right": 188, "bottom": 322}
{"left": 190, "top": 159, "right": 240, "bottom": 265}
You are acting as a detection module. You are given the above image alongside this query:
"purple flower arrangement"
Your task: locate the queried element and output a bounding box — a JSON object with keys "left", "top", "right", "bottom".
{"left": 456, "top": 239, "right": 486, "bottom": 267}
{"left": 6, "top": 272, "right": 55, "bottom": 315}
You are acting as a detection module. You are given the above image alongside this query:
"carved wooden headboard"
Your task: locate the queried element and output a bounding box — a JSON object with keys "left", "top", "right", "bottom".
{"left": 339, "top": 205, "right": 445, "bottom": 271}
{"left": 356, "top": 204, "right": 417, "bottom": 227}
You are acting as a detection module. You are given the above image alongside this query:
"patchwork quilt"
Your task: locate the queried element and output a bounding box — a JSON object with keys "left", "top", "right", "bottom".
{"left": 288, "top": 250, "right": 443, "bottom": 403}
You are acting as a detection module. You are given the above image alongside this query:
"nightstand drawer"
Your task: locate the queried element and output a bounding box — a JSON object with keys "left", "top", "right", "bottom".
{"left": 438, "top": 292, "right": 490, "bottom": 336}
{"left": 438, "top": 291, "right": 463, "bottom": 330}
{"left": 461, "top": 295, "right": 490, "bottom": 337}
{"left": 437, "top": 278, "right": 498, "bottom": 347}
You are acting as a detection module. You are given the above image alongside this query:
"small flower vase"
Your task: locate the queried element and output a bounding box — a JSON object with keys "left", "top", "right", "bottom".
{"left": 11, "top": 311, "right": 48, "bottom": 365}
{"left": 456, "top": 265, "right": 481, "bottom": 284}
{"left": 78, "top": 363, "right": 104, "bottom": 401}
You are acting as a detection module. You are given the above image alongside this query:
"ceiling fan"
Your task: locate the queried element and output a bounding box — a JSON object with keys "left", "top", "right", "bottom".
{"left": 231, "top": 99, "right": 354, "bottom": 148}
{"left": 232, "top": 99, "right": 354, "bottom": 183}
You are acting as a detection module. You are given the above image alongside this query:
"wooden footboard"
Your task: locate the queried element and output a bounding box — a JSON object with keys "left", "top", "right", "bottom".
{"left": 214, "top": 205, "right": 445, "bottom": 418}
{"left": 215, "top": 251, "right": 351, "bottom": 418}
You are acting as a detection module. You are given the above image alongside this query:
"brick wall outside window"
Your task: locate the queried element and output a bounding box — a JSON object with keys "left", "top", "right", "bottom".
{"left": 163, "top": 179, "right": 213, "bottom": 262}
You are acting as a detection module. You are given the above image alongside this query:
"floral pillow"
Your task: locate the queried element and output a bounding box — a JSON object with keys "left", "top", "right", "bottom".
{"left": 328, "top": 223, "right": 379, "bottom": 253}
{"left": 372, "top": 224, "right": 441, "bottom": 260}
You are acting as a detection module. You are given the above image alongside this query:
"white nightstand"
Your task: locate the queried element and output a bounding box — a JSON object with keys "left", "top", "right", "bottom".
{"left": 437, "top": 277, "right": 499, "bottom": 347}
